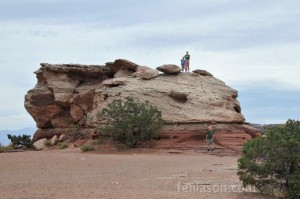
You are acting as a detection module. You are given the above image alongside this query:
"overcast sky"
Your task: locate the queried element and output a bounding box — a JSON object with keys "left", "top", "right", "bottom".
{"left": 0, "top": 0, "right": 299, "bottom": 130}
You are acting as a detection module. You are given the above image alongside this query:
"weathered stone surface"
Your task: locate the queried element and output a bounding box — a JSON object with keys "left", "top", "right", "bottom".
{"left": 33, "top": 138, "right": 47, "bottom": 150}
{"left": 92, "top": 73, "right": 244, "bottom": 125}
{"left": 102, "top": 78, "right": 126, "bottom": 87}
{"left": 106, "top": 59, "right": 138, "bottom": 73}
{"left": 153, "top": 123, "right": 260, "bottom": 150}
{"left": 25, "top": 59, "right": 260, "bottom": 150}
{"left": 40, "top": 63, "right": 113, "bottom": 78}
{"left": 44, "top": 71, "right": 80, "bottom": 106}
{"left": 50, "top": 135, "right": 58, "bottom": 145}
{"left": 132, "top": 66, "right": 159, "bottom": 80}
{"left": 70, "top": 104, "right": 85, "bottom": 122}
{"left": 50, "top": 110, "right": 74, "bottom": 128}
{"left": 114, "top": 69, "right": 132, "bottom": 78}
{"left": 193, "top": 69, "right": 213, "bottom": 76}
{"left": 73, "top": 91, "right": 95, "bottom": 114}
{"left": 169, "top": 90, "right": 188, "bottom": 103}
{"left": 24, "top": 84, "right": 64, "bottom": 128}
{"left": 156, "top": 64, "right": 181, "bottom": 74}
{"left": 33, "top": 129, "right": 63, "bottom": 141}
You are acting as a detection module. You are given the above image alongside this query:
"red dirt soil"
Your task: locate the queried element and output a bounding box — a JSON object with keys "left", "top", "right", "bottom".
{"left": 0, "top": 148, "right": 272, "bottom": 199}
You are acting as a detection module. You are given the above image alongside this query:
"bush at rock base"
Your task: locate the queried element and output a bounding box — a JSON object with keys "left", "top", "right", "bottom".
{"left": 80, "top": 144, "right": 95, "bottom": 152}
{"left": 237, "top": 119, "right": 300, "bottom": 198}
{"left": 97, "top": 97, "right": 163, "bottom": 148}
{"left": 58, "top": 142, "right": 68, "bottom": 149}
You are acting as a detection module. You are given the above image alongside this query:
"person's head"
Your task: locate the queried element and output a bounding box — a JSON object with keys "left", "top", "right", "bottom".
{"left": 186, "top": 51, "right": 189, "bottom": 55}
{"left": 208, "top": 126, "right": 212, "bottom": 131}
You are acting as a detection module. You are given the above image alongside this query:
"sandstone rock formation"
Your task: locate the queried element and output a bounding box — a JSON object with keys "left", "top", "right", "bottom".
{"left": 25, "top": 59, "right": 260, "bottom": 150}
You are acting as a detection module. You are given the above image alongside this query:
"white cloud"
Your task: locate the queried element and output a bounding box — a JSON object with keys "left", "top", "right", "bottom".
{"left": 0, "top": 113, "right": 35, "bottom": 130}
{"left": 0, "top": 0, "right": 299, "bottom": 127}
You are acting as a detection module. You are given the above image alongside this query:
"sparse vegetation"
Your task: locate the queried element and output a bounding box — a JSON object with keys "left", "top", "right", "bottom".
{"left": 80, "top": 144, "right": 95, "bottom": 152}
{"left": 68, "top": 125, "right": 91, "bottom": 141}
{"left": 58, "top": 142, "right": 68, "bottom": 149}
{"left": 93, "top": 136, "right": 109, "bottom": 145}
{"left": 7, "top": 134, "right": 32, "bottom": 149}
{"left": 97, "top": 97, "right": 163, "bottom": 148}
{"left": 238, "top": 119, "right": 300, "bottom": 198}
{"left": 116, "top": 143, "right": 128, "bottom": 151}
{"left": 0, "top": 144, "right": 14, "bottom": 153}
{"left": 44, "top": 140, "right": 51, "bottom": 147}
{"left": 0, "top": 143, "right": 4, "bottom": 153}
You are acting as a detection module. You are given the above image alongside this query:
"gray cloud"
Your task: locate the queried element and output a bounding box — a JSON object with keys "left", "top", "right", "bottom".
{"left": 0, "top": 0, "right": 299, "bottom": 129}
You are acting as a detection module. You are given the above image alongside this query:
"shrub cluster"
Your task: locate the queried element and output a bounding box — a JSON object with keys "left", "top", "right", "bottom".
{"left": 97, "top": 97, "right": 163, "bottom": 148}
{"left": 238, "top": 119, "right": 300, "bottom": 198}
{"left": 7, "top": 134, "right": 32, "bottom": 149}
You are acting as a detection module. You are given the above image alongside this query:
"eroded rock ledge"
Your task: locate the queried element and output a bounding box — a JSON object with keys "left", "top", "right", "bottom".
{"left": 25, "top": 59, "right": 260, "bottom": 148}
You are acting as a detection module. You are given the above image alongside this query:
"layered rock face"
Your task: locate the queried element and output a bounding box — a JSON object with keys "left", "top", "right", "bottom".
{"left": 25, "top": 59, "right": 260, "bottom": 150}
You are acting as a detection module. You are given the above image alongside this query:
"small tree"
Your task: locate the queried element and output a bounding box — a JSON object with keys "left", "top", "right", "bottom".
{"left": 237, "top": 119, "right": 300, "bottom": 198}
{"left": 7, "top": 134, "right": 32, "bottom": 149}
{"left": 97, "top": 97, "right": 163, "bottom": 148}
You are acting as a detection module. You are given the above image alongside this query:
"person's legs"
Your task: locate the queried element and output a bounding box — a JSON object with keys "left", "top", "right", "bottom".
{"left": 207, "top": 139, "right": 213, "bottom": 151}
{"left": 206, "top": 139, "right": 215, "bottom": 151}
{"left": 207, "top": 143, "right": 210, "bottom": 151}
{"left": 210, "top": 142, "right": 214, "bottom": 151}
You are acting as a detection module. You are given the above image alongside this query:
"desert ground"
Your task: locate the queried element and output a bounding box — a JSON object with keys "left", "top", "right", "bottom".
{"left": 0, "top": 148, "right": 272, "bottom": 199}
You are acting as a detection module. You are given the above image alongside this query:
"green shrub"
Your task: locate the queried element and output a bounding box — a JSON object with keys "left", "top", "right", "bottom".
{"left": 58, "top": 142, "right": 68, "bottom": 149}
{"left": 93, "top": 136, "right": 109, "bottom": 145}
{"left": 237, "top": 119, "right": 300, "bottom": 198}
{"left": 7, "top": 134, "right": 32, "bottom": 149}
{"left": 80, "top": 144, "right": 95, "bottom": 152}
{"left": 97, "top": 97, "right": 163, "bottom": 148}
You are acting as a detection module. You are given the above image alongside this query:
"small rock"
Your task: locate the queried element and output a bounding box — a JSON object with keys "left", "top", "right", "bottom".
{"left": 192, "top": 69, "right": 213, "bottom": 76}
{"left": 33, "top": 138, "right": 47, "bottom": 150}
{"left": 156, "top": 64, "right": 181, "bottom": 74}
{"left": 59, "top": 134, "right": 65, "bottom": 142}
{"left": 169, "top": 91, "right": 188, "bottom": 102}
{"left": 50, "top": 135, "right": 58, "bottom": 145}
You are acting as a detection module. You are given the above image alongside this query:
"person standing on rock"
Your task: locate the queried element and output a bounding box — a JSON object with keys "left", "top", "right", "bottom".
{"left": 180, "top": 56, "right": 185, "bottom": 71}
{"left": 183, "top": 51, "right": 190, "bottom": 72}
{"left": 206, "top": 126, "right": 215, "bottom": 151}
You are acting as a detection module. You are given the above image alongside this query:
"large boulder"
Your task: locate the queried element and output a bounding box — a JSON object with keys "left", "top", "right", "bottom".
{"left": 25, "top": 59, "right": 259, "bottom": 149}
{"left": 132, "top": 66, "right": 159, "bottom": 80}
{"left": 33, "top": 138, "right": 47, "bottom": 150}
{"left": 156, "top": 64, "right": 181, "bottom": 74}
{"left": 105, "top": 59, "right": 138, "bottom": 74}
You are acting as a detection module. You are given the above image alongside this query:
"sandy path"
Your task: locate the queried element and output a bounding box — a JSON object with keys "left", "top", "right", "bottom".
{"left": 0, "top": 149, "right": 271, "bottom": 199}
